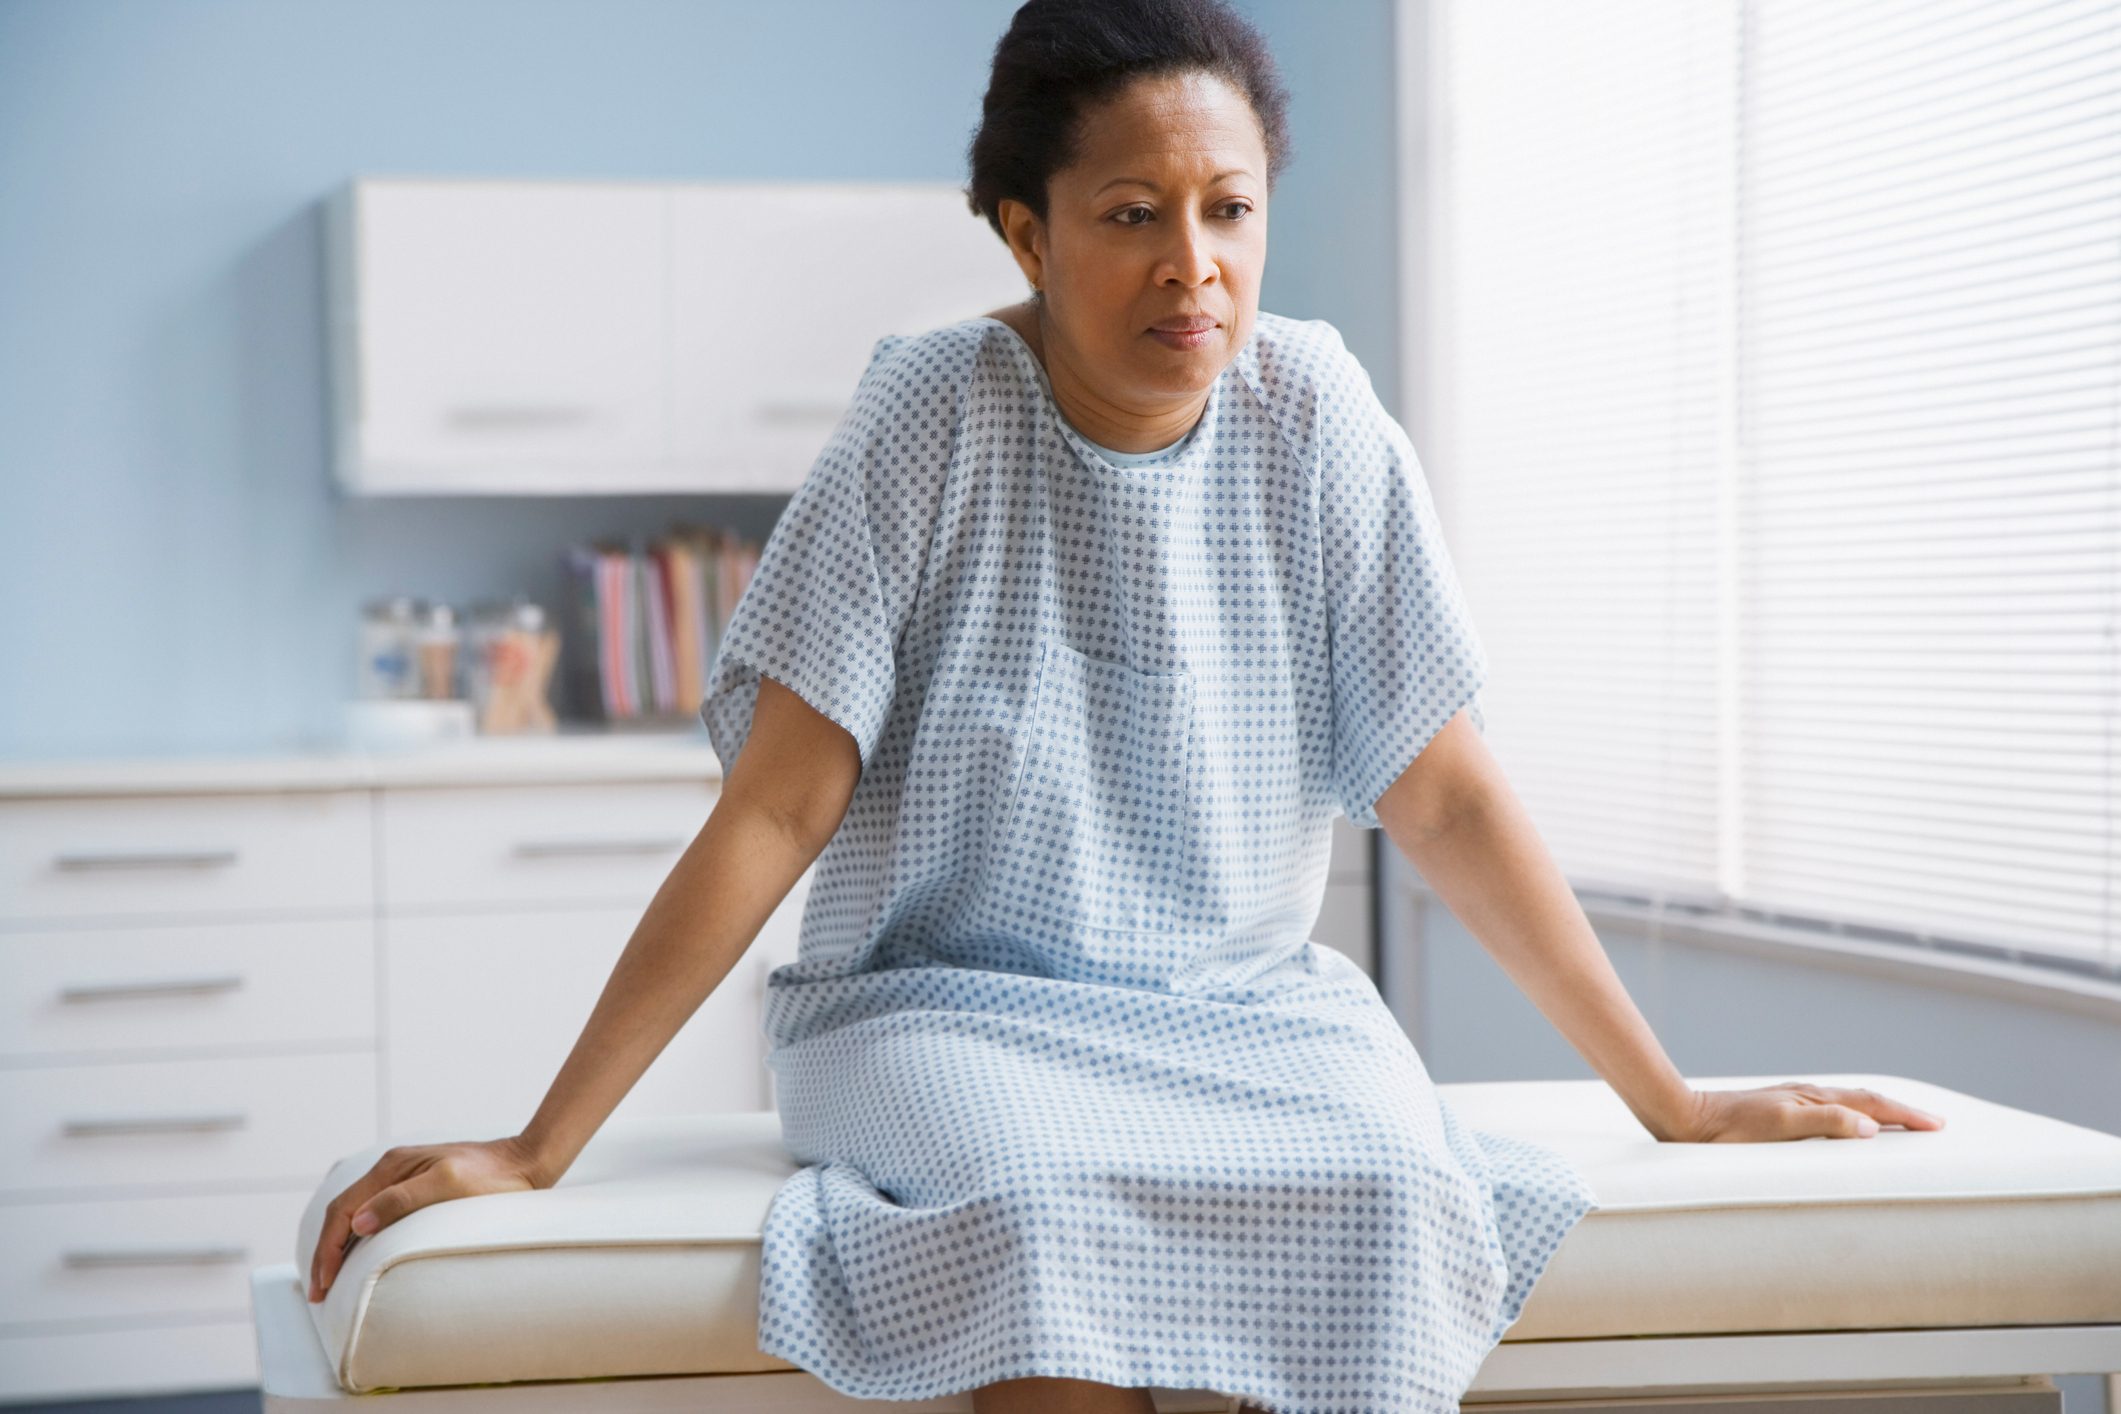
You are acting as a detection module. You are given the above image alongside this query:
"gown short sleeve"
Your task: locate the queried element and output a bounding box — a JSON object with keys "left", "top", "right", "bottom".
{"left": 1316, "top": 323, "right": 1489, "bottom": 830}
{"left": 699, "top": 334, "right": 924, "bottom": 774}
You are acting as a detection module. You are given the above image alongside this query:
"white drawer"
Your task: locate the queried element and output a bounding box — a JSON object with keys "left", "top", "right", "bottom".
{"left": 0, "top": 1315, "right": 258, "bottom": 1403}
{"left": 0, "top": 1051, "right": 375, "bottom": 1199}
{"left": 0, "top": 1185, "right": 310, "bottom": 1327}
{"left": 0, "top": 791, "right": 373, "bottom": 925}
{"left": 379, "top": 779, "right": 713, "bottom": 910}
{"left": 0, "top": 918, "right": 374, "bottom": 1061}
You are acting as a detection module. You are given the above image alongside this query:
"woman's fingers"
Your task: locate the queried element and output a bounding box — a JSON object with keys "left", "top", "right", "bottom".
{"left": 1809, "top": 1103, "right": 1880, "bottom": 1139}
{"left": 1683, "top": 1082, "right": 1952, "bottom": 1143}
{"left": 309, "top": 1153, "right": 409, "bottom": 1303}
{"left": 311, "top": 1178, "right": 413, "bottom": 1303}
{"left": 309, "top": 1146, "right": 445, "bottom": 1302}
{"left": 349, "top": 1157, "right": 467, "bottom": 1236}
{"left": 1771, "top": 1083, "right": 1947, "bottom": 1140}
{"left": 1830, "top": 1085, "right": 1947, "bottom": 1133}
{"left": 307, "top": 1141, "right": 542, "bottom": 1302}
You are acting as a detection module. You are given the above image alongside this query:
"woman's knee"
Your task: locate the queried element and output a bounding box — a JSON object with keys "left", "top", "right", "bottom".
{"left": 969, "top": 1374, "right": 1158, "bottom": 1414}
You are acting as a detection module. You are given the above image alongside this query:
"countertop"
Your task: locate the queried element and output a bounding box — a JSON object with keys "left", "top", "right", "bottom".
{"left": 0, "top": 728, "right": 726, "bottom": 797}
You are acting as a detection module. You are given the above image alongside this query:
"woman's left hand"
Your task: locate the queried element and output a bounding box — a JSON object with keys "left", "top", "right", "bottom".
{"left": 1669, "top": 1081, "right": 1948, "bottom": 1142}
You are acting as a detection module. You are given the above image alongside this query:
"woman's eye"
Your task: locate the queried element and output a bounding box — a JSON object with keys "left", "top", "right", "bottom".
{"left": 1113, "top": 202, "right": 1254, "bottom": 225}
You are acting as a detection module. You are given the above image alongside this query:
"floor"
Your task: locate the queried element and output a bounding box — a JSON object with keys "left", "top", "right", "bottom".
{"left": 5, "top": 1394, "right": 259, "bottom": 1414}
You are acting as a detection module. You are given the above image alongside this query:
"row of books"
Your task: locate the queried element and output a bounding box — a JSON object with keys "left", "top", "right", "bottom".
{"left": 561, "top": 525, "right": 762, "bottom": 724}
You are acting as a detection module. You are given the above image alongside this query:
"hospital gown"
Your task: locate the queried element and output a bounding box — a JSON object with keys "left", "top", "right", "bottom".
{"left": 698, "top": 310, "right": 1601, "bottom": 1414}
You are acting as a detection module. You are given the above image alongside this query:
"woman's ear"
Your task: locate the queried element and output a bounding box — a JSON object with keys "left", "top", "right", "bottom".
{"left": 995, "top": 197, "right": 1046, "bottom": 293}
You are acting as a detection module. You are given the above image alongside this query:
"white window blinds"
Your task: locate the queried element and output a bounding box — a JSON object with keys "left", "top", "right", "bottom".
{"left": 1419, "top": 0, "right": 2120, "bottom": 977}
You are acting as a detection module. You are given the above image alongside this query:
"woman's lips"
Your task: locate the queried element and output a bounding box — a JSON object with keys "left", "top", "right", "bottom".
{"left": 1149, "top": 323, "right": 1218, "bottom": 350}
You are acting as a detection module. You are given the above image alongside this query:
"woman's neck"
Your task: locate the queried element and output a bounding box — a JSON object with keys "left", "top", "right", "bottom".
{"left": 990, "top": 302, "right": 1208, "bottom": 454}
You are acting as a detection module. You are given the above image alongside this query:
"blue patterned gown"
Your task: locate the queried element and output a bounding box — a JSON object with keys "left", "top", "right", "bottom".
{"left": 698, "top": 311, "right": 1600, "bottom": 1414}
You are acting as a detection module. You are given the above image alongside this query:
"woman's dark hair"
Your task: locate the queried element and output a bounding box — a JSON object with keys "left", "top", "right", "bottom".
{"left": 965, "top": 0, "right": 1293, "bottom": 245}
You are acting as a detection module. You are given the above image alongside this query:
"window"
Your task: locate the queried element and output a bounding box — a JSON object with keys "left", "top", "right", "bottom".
{"left": 1411, "top": 0, "right": 2120, "bottom": 977}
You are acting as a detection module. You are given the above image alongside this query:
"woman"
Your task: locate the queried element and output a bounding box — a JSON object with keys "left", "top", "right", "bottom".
{"left": 307, "top": 2, "right": 1945, "bottom": 1411}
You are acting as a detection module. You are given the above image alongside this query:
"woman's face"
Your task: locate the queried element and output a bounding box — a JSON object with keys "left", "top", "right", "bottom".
{"left": 997, "top": 69, "right": 1269, "bottom": 448}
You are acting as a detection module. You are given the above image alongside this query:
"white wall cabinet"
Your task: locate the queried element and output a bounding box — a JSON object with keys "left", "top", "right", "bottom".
{"left": 0, "top": 745, "right": 801, "bottom": 1403}
{"left": 328, "top": 181, "right": 672, "bottom": 492}
{"left": 666, "top": 181, "right": 1031, "bottom": 487}
{"left": 326, "top": 176, "right": 1029, "bottom": 495}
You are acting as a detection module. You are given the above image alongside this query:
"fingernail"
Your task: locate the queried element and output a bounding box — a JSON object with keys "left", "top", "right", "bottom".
{"left": 1857, "top": 1116, "right": 1879, "bottom": 1135}
{"left": 352, "top": 1210, "right": 377, "bottom": 1234}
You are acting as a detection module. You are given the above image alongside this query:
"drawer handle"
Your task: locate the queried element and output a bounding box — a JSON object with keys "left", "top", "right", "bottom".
{"left": 445, "top": 402, "right": 597, "bottom": 430}
{"left": 62, "top": 1113, "right": 248, "bottom": 1137}
{"left": 53, "top": 849, "right": 240, "bottom": 871}
{"left": 511, "top": 837, "right": 685, "bottom": 859}
{"left": 64, "top": 1246, "right": 250, "bottom": 1268}
{"left": 60, "top": 975, "right": 246, "bottom": 1003}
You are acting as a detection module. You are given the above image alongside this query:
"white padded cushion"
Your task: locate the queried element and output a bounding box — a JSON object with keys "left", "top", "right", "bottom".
{"left": 296, "top": 1072, "right": 2121, "bottom": 1392}
{"left": 1455, "top": 1073, "right": 2121, "bottom": 1340}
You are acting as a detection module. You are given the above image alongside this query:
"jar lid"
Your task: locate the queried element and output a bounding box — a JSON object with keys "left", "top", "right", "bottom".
{"left": 465, "top": 596, "right": 547, "bottom": 632}
{"left": 363, "top": 595, "right": 426, "bottom": 623}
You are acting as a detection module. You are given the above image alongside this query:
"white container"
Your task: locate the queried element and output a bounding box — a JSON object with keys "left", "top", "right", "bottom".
{"left": 341, "top": 698, "right": 476, "bottom": 749}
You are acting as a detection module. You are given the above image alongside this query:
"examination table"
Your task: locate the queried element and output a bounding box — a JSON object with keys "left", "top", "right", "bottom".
{"left": 251, "top": 1072, "right": 2121, "bottom": 1412}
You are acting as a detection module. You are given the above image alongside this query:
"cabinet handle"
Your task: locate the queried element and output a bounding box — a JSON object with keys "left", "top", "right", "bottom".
{"left": 63, "top": 1113, "right": 249, "bottom": 1137}
{"left": 511, "top": 837, "right": 685, "bottom": 859}
{"left": 60, "top": 975, "right": 245, "bottom": 1003}
{"left": 53, "top": 849, "right": 240, "bottom": 871}
{"left": 64, "top": 1246, "right": 250, "bottom": 1268}
{"left": 445, "top": 403, "right": 598, "bottom": 430}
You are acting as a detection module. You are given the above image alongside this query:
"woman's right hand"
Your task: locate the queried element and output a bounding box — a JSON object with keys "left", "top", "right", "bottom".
{"left": 307, "top": 1135, "right": 548, "bottom": 1303}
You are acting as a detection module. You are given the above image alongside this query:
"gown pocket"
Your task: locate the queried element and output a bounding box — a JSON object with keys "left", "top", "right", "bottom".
{"left": 981, "top": 637, "right": 1196, "bottom": 935}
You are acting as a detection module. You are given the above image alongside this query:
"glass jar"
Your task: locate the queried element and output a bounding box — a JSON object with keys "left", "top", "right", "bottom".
{"left": 465, "top": 597, "right": 559, "bottom": 734}
{"left": 413, "top": 601, "right": 462, "bottom": 700}
{"left": 356, "top": 596, "right": 425, "bottom": 700}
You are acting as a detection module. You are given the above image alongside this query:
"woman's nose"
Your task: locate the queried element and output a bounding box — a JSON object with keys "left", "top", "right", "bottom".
{"left": 1160, "top": 214, "right": 1218, "bottom": 287}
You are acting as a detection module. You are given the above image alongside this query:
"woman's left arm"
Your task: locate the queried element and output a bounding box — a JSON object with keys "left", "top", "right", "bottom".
{"left": 1376, "top": 710, "right": 1948, "bottom": 1144}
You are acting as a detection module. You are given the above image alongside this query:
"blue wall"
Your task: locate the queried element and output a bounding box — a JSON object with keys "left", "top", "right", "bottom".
{"left": 0, "top": 0, "right": 1401, "bottom": 759}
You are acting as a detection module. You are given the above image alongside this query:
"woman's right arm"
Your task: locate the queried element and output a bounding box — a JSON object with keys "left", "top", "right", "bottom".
{"left": 307, "top": 674, "right": 863, "bottom": 1302}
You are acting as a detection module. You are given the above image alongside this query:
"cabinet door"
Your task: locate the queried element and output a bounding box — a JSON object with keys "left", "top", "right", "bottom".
{"left": 340, "top": 179, "right": 670, "bottom": 492}
{"left": 668, "top": 182, "right": 1027, "bottom": 490}
{"left": 382, "top": 905, "right": 778, "bottom": 1136}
